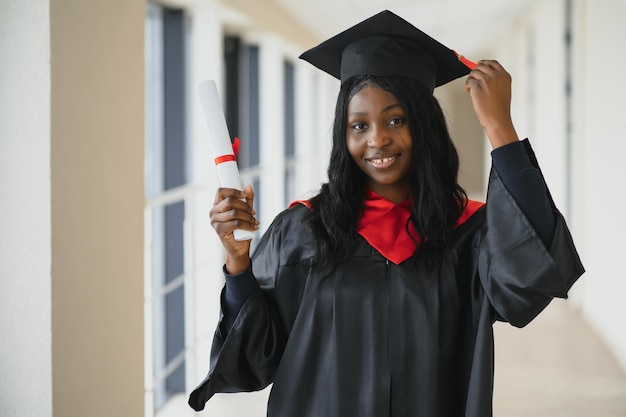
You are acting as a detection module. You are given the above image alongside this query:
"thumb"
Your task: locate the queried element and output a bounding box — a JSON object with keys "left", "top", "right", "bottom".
{"left": 242, "top": 184, "right": 255, "bottom": 212}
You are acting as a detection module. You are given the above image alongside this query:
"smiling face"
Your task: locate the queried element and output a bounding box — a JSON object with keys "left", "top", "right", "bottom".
{"left": 346, "top": 84, "right": 413, "bottom": 203}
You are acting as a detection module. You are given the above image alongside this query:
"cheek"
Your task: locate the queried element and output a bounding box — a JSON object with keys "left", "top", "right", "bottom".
{"left": 345, "top": 136, "right": 361, "bottom": 160}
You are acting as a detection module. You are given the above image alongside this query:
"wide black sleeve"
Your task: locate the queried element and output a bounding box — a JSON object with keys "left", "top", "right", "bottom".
{"left": 188, "top": 207, "right": 312, "bottom": 411}
{"left": 219, "top": 265, "right": 258, "bottom": 335}
{"left": 478, "top": 140, "right": 584, "bottom": 328}
{"left": 491, "top": 139, "right": 555, "bottom": 246}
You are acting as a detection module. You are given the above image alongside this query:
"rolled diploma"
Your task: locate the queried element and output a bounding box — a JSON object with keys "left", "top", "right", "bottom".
{"left": 198, "top": 80, "right": 255, "bottom": 241}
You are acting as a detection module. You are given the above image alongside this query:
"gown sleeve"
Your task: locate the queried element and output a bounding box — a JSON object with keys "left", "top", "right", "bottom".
{"left": 188, "top": 207, "right": 312, "bottom": 411}
{"left": 478, "top": 139, "right": 584, "bottom": 328}
{"left": 491, "top": 139, "right": 555, "bottom": 247}
{"left": 220, "top": 265, "right": 258, "bottom": 334}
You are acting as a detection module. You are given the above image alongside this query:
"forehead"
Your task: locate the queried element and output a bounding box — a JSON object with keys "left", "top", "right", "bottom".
{"left": 347, "top": 84, "right": 402, "bottom": 113}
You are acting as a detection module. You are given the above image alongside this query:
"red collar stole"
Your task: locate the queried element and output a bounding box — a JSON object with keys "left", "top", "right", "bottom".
{"left": 356, "top": 190, "right": 484, "bottom": 265}
{"left": 289, "top": 191, "right": 484, "bottom": 265}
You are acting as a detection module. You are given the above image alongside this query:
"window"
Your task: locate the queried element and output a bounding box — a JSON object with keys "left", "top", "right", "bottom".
{"left": 143, "top": 8, "right": 333, "bottom": 415}
{"left": 224, "top": 36, "right": 262, "bottom": 221}
{"left": 145, "top": 3, "right": 188, "bottom": 412}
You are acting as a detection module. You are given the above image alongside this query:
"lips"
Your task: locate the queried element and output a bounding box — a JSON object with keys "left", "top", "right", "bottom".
{"left": 366, "top": 154, "right": 399, "bottom": 169}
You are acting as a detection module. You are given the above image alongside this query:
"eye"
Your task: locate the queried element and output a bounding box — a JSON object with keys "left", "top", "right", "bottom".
{"left": 389, "top": 117, "right": 404, "bottom": 126}
{"left": 351, "top": 122, "right": 366, "bottom": 131}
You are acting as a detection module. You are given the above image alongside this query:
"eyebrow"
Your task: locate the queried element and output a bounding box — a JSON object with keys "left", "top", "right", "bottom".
{"left": 348, "top": 103, "right": 404, "bottom": 117}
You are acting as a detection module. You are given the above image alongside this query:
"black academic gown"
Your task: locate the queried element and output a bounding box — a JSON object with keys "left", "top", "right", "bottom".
{"left": 189, "top": 167, "right": 584, "bottom": 417}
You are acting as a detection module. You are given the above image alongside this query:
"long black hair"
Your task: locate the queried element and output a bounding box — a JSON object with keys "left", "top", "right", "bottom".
{"left": 307, "top": 75, "right": 467, "bottom": 266}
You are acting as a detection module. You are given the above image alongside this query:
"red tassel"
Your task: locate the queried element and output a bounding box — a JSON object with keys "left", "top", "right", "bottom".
{"left": 453, "top": 50, "right": 477, "bottom": 70}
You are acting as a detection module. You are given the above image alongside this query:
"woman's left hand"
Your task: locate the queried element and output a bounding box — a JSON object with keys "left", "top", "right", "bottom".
{"left": 465, "top": 60, "right": 519, "bottom": 149}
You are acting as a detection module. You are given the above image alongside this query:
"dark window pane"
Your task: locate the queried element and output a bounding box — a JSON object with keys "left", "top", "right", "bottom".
{"left": 223, "top": 40, "right": 259, "bottom": 171}
{"left": 284, "top": 60, "right": 295, "bottom": 157}
{"left": 166, "top": 360, "right": 186, "bottom": 397}
{"left": 253, "top": 176, "right": 261, "bottom": 222}
{"left": 164, "top": 201, "right": 184, "bottom": 284}
{"left": 163, "top": 8, "right": 186, "bottom": 190}
{"left": 236, "top": 45, "right": 260, "bottom": 169}
{"left": 224, "top": 36, "right": 240, "bottom": 139}
{"left": 284, "top": 166, "right": 295, "bottom": 208}
{"left": 247, "top": 46, "right": 260, "bottom": 167}
{"left": 165, "top": 285, "right": 185, "bottom": 363}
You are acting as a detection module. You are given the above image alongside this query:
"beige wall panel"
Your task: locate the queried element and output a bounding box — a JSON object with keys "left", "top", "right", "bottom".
{"left": 50, "top": 0, "right": 145, "bottom": 415}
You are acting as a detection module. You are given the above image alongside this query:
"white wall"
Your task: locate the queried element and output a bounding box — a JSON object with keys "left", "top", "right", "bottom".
{"left": 259, "top": 33, "right": 288, "bottom": 225}
{"left": 437, "top": 0, "right": 626, "bottom": 372}
{"left": 0, "top": 1, "right": 52, "bottom": 416}
{"left": 435, "top": 78, "right": 488, "bottom": 201}
{"left": 573, "top": 0, "right": 626, "bottom": 370}
{"left": 495, "top": 0, "right": 626, "bottom": 370}
{"left": 498, "top": 0, "right": 570, "bottom": 213}
{"left": 527, "top": 1, "right": 570, "bottom": 214}
{"left": 295, "top": 64, "right": 339, "bottom": 200}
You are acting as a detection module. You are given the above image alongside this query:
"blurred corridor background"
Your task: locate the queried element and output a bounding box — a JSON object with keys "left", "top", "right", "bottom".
{"left": 1, "top": 0, "right": 626, "bottom": 416}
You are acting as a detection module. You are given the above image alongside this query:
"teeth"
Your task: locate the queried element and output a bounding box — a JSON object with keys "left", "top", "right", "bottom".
{"left": 371, "top": 156, "right": 395, "bottom": 164}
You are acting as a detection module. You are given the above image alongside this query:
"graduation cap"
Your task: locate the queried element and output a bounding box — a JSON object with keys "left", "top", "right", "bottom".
{"left": 299, "top": 10, "right": 475, "bottom": 92}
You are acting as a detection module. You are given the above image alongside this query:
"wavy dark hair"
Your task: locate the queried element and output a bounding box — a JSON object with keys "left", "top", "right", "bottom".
{"left": 306, "top": 75, "right": 467, "bottom": 266}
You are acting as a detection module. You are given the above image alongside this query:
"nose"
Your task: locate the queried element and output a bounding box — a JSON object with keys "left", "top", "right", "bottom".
{"left": 367, "top": 125, "right": 392, "bottom": 149}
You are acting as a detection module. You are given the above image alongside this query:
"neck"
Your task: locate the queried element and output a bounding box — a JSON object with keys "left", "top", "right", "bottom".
{"left": 366, "top": 183, "right": 410, "bottom": 203}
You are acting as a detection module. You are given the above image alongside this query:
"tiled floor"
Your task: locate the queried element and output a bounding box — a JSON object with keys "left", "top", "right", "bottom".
{"left": 493, "top": 299, "right": 626, "bottom": 417}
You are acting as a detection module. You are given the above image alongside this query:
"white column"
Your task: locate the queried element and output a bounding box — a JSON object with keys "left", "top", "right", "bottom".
{"left": 576, "top": 0, "right": 626, "bottom": 371}
{"left": 0, "top": 1, "right": 52, "bottom": 416}
{"left": 258, "top": 34, "right": 286, "bottom": 225}
{"left": 294, "top": 67, "right": 337, "bottom": 199}
{"left": 294, "top": 64, "right": 318, "bottom": 197}
{"left": 521, "top": 0, "right": 569, "bottom": 212}
{"left": 317, "top": 75, "right": 339, "bottom": 183}
{"left": 185, "top": 0, "right": 226, "bottom": 391}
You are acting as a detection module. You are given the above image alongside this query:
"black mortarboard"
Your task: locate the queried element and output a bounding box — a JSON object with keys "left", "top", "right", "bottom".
{"left": 299, "top": 10, "right": 473, "bottom": 92}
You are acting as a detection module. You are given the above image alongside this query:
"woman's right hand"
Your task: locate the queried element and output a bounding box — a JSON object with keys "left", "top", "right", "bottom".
{"left": 210, "top": 184, "right": 259, "bottom": 274}
{"left": 465, "top": 60, "right": 519, "bottom": 149}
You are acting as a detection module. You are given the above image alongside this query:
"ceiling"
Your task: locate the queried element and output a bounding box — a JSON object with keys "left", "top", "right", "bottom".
{"left": 271, "top": 0, "right": 532, "bottom": 56}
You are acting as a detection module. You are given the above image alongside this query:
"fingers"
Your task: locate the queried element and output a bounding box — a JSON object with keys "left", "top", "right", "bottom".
{"left": 474, "top": 59, "right": 505, "bottom": 73}
{"left": 467, "top": 60, "right": 505, "bottom": 80}
{"left": 465, "top": 60, "right": 511, "bottom": 94}
{"left": 210, "top": 186, "right": 259, "bottom": 237}
{"left": 242, "top": 184, "right": 255, "bottom": 213}
{"left": 213, "top": 186, "right": 250, "bottom": 205}
{"left": 210, "top": 204, "right": 259, "bottom": 233}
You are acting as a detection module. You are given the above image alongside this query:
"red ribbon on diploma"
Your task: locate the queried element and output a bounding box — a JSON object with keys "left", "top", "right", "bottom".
{"left": 214, "top": 137, "right": 241, "bottom": 166}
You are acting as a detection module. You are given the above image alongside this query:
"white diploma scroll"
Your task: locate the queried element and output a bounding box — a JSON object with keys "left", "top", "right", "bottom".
{"left": 198, "top": 80, "right": 255, "bottom": 241}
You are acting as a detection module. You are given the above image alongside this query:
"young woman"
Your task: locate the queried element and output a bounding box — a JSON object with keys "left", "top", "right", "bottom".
{"left": 189, "top": 10, "right": 584, "bottom": 417}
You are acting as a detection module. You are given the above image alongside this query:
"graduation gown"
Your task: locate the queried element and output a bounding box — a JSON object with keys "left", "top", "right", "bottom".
{"left": 189, "top": 160, "right": 584, "bottom": 416}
